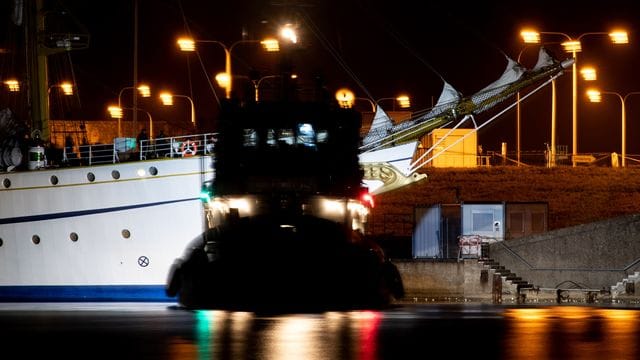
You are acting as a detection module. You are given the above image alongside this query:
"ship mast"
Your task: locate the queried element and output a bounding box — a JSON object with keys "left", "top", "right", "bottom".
{"left": 25, "top": 0, "right": 49, "bottom": 141}
{"left": 132, "top": 0, "right": 139, "bottom": 135}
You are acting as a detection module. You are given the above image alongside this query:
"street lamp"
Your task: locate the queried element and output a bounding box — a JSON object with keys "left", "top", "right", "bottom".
{"left": 335, "top": 88, "right": 355, "bottom": 108}
{"left": 107, "top": 105, "right": 154, "bottom": 140}
{"left": 47, "top": 81, "right": 74, "bottom": 119}
{"left": 177, "top": 37, "right": 280, "bottom": 99}
{"left": 376, "top": 95, "right": 411, "bottom": 111}
{"left": 252, "top": 73, "right": 297, "bottom": 102}
{"left": 337, "top": 93, "right": 411, "bottom": 112}
{"left": 514, "top": 43, "right": 538, "bottom": 166}
{"left": 117, "top": 84, "right": 151, "bottom": 137}
{"left": 522, "top": 28, "right": 628, "bottom": 166}
{"left": 159, "top": 92, "right": 196, "bottom": 128}
{"left": 4, "top": 79, "right": 20, "bottom": 92}
{"left": 587, "top": 89, "right": 640, "bottom": 167}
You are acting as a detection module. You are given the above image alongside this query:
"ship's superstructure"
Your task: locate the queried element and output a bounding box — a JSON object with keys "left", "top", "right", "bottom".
{"left": 166, "top": 100, "right": 404, "bottom": 310}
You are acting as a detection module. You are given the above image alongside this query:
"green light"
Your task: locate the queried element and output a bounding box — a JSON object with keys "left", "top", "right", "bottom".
{"left": 199, "top": 184, "right": 212, "bottom": 203}
{"left": 199, "top": 190, "right": 211, "bottom": 203}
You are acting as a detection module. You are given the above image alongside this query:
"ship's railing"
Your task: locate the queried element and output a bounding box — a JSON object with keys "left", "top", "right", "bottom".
{"left": 62, "top": 133, "right": 217, "bottom": 165}
{"left": 139, "top": 133, "right": 218, "bottom": 160}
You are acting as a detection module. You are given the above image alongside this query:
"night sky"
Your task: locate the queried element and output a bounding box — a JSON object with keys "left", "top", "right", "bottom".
{"left": 3, "top": 0, "right": 640, "bottom": 154}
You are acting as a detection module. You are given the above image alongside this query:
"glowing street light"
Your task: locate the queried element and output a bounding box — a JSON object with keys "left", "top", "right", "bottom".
{"left": 48, "top": 81, "right": 74, "bottom": 96}
{"left": 47, "top": 81, "right": 74, "bottom": 96}
{"left": 117, "top": 84, "right": 151, "bottom": 137}
{"left": 118, "top": 84, "right": 151, "bottom": 108}
{"left": 177, "top": 36, "right": 281, "bottom": 99}
{"left": 376, "top": 95, "right": 412, "bottom": 111}
{"left": 4, "top": 79, "right": 20, "bottom": 92}
{"left": 107, "top": 105, "right": 123, "bottom": 119}
{"left": 587, "top": 89, "right": 640, "bottom": 167}
{"left": 280, "top": 24, "right": 298, "bottom": 44}
{"left": 335, "top": 88, "right": 355, "bottom": 108}
{"left": 580, "top": 67, "right": 597, "bottom": 81}
{"left": 107, "top": 105, "right": 154, "bottom": 139}
{"left": 159, "top": 92, "right": 196, "bottom": 128}
{"left": 337, "top": 91, "right": 411, "bottom": 112}
{"left": 521, "top": 28, "right": 628, "bottom": 166}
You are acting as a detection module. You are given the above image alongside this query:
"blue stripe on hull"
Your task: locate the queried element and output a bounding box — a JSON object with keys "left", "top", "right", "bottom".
{"left": 0, "top": 198, "right": 198, "bottom": 225}
{"left": 0, "top": 285, "right": 176, "bottom": 302}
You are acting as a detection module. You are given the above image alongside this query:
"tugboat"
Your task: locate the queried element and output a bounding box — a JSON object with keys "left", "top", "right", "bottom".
{"left": 166, "top": 98, "right": 404, "bottom": 311}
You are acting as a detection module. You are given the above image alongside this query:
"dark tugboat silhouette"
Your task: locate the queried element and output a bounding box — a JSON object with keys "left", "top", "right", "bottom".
{"left": 166, "top": 97, "right": 405, "bottom": 312}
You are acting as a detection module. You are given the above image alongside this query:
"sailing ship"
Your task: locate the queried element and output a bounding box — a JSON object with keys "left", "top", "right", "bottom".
{"left": 0, "top": 0, "right": 572, "bottom": 303}
{"left": 0, "top": 0, "right": 214, "bottom": 301}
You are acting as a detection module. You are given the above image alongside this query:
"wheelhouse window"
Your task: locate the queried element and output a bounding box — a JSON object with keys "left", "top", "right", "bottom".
{"left": 296, "top": 123, "right": 316, "bottom": 147}
{"left": 277, "top": 129, "right": 295, "bottom": 145}
{"left": 243, "top": 129, "right": 258, "bottom": 147}
{"left": 244, "top": 124, "right": 328, "bottom": 149}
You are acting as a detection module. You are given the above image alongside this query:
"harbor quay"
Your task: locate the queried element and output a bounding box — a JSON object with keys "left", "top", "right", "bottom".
{"left": 391, "top": 213, "right": 640, "bottom": 305}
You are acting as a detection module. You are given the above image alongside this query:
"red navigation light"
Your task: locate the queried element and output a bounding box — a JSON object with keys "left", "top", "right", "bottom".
{"left": 361, "top": 191, "right": 375, "bottom": 208}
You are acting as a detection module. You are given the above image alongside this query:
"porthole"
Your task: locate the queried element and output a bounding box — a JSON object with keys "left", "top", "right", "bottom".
{"left": 0, "top": 238, "right": 3, "bottom": 247}
{"left": 70, "top": 232, "right": 79, "bottom": 242}
{"left": 87, "top": 172, "right": 95, "bottom": 182}
{"left": 50, "top": 175, "right": 59, "bottom": 185}
{"left": 122, "top": 229, "right": 131, "bottom": 239}
{"left": 32, "top": 235, "right": 40, "bottom": 245}
{"left": 111, "top": 170, "right": 121, "bottom": 179}
{"left": 2, "top": 178, "right": 10, "bottom": 188}
{"left": 149, "top": 166, "right": 158, "bottom": 176}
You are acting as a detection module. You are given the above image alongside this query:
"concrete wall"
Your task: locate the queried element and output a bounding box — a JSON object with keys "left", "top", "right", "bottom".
{"left": 487, "top": 213, "right": 640, "bottom": 290}
{"left": 392, "top": 213, "right": 640, "bottom": 301}
{"left": 393, "top": 259, "right": 494, "bottom": 300}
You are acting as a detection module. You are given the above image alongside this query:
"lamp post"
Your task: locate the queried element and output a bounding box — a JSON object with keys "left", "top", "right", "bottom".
{"left": 159, "top": 92, "right": 196, "bottom": 128}
{"left": 376, "top": 95, "right": 411, "bottom": 111}
{"left": 587, "top": 89, "right": 640, "bottom": 167}
{"left": 47, "top": 81, "right": 74, "bottom": 118}
{"left": 177, "top": 37, "right": 280, "bottom": 99}
{"left": 117, "top": 84, "right": 151, "bottom": 137}
{"left": 108, "top": 105, "right": 153, "bottom": 139}
{"left": 252, "top": 74, "right": 298, "bottom": 102}
{"left": 522, "top": 29, "right": 628, "bottom": 166}
{"left": 514, "top": 43, "right": 536, "bottom": 166}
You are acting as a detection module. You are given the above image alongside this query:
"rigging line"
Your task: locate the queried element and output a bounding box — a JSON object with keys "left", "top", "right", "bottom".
{"left": 176, "top": 0, "right": 220, "bottom": 106}
{"left": 297, "top": 9, "right": 374, "bottom": 100}
{"left": 408, "top": 73, "right": 560, "bottom": 173}
{"left": 363, "top": 5, "right": 447, "bottom": 84}
{"left": 195, "top": 51, "right": 221, "bottom": 107}
{"left": 441, "top": 8, "right": 508, "bottom": 60}
{"left": 177, "top": 0, "right": 195, "bottom": 102}
{"left": 65, "top": 51, "right": 81, "bottom": 108}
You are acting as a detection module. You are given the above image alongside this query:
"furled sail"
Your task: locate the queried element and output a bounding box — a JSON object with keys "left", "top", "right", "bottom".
{"left": 470, "top": 55, "right": 526, "bottom": 113}
{"left": 362, "top": 106, "right": 393, "bottom": 146}
{"left": 360, "top": 47, "right": 574, "bottom": 194}
{"left": 361, "top": 81, "right": 460, "bottom": 151}
{"left": 532, "top": 47, "right": 554, "bottom": 71}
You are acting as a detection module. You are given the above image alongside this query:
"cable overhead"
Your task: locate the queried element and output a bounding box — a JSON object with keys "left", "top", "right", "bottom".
{"left": 297, "top": 9, "right": 374, "bottom": 101}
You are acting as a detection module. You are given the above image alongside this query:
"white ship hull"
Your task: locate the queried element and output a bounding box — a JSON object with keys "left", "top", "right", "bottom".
{"left": 0, "top": 154, "right": 213, "bottom": 301}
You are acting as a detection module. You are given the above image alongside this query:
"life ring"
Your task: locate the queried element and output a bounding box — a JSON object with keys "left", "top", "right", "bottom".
{"left": 181, "top": 141, "right": 197, "bottom": 157}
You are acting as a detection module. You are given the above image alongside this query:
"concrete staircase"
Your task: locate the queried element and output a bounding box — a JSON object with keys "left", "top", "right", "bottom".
{"left": 478, "top": 258, "right": 534, "bottom": 303}
{"left": 611, "top": 272, "right": 640, "bottom": 300}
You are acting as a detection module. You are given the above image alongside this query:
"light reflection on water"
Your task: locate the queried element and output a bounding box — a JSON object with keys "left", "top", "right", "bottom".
{"left": 176, "top": 305, "right": 640, "bottom": 360}
{"left": 189, "top": 309, "right": 383, "bottom": 360}
{"left": 503, "top": 306, "right": 639, "bottom": 359}
{"left": 1, "top": 303, "right": 639, "bottom": 359}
